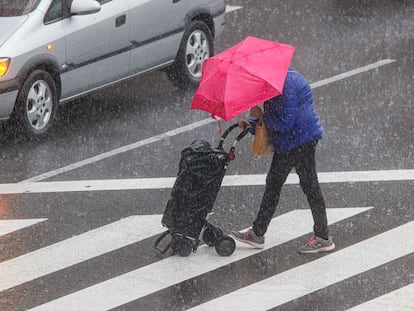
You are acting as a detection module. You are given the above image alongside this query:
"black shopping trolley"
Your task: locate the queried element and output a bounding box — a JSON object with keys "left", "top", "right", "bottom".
{"left": 154, "top": 124, "right": 249, "bottom": 256}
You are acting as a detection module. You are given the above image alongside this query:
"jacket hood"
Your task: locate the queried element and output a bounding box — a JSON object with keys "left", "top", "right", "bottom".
{"left": 0, "top": 16, "right": 27, "bottom": 47}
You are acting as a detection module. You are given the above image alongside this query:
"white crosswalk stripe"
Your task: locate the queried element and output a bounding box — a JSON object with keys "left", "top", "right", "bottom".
{"left": 346, "top": 283, "right": 414, "bottom": 311}
{"left": 0, "top": 215, "right": 163, "bottom": 292}
{"left": 25, "top": 208, "right": 371, "bottom": 311}
{"left": 1, "top": 169, "right": 413, "bottom": 194}
{"left": 188, "top": 221, "right": 414, "bottom": 311}
{"left": 0, "top": 219, "right": 47, "bottom": 237}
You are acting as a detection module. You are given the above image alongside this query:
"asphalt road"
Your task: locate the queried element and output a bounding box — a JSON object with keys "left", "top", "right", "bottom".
{"left": 0, "top": 1, "right": 413, "bottom": 310}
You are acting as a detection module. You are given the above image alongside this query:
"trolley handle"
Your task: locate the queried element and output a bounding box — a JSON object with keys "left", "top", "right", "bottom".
{"left": 228, "top": 128, "right": 250, "bottom": 160}
{"left": 217, "top": 123, "right": 250, "bottom": 150}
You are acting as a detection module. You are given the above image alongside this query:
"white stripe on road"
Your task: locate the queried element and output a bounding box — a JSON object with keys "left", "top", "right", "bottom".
{"left": 21, "top": 118, "right": 216, "bottom": 183}
{"left": 347, "top": 283, "right": 414, "bottom": 311}
{"left": 20, "top": 59, "right": 396, "bottom": 183}
{"left": 309, "top": 59, "right": 395, "bottom": 88}
{"left": 0, "top": 219, "right": 47, "bottom": 237}
{"left": 226, "top": 5, "right": 243, "bottom": 13}
{"left": 0, "top": 215, "right": 163, "bottom": 292}
{"left": 223, "top": 169, "right": 414, "bottom": 186}
{"left": 27, "top": 207, "right": 372, "bottom": 311}
{"left": 1, "top": 169, "right": 413, "bottom": 194}
{"left": 189, "top": 221, "right": 414, "bottom": 311}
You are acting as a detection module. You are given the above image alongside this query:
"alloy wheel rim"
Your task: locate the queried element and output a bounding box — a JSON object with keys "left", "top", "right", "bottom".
{"left": 185, "top": 29, "right": 210, "bottom": 79}
{"left": 26, "top": 80, "right": 52, "bottom": 131}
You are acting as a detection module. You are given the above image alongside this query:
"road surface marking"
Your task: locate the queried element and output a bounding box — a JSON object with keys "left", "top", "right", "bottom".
{"left": 21, "top": 118, "right": 215, "bottom": 183}
{"left": 1, "top": 169, "right": 413, "bottom": 194}
{"left": 20, "top": 59, "right": 396, "bottom": 183}
{"left": 346, "top": 283, "right": 414, "bottom": 311}
{"left": 188, "top": 220, "right": 414, "bottom": 311}
{"left": 0, "top": 219, "right": 47, "bottom": 237}
{"left": 27, "top": 207, "right": 372, "bottom": 311}
{"left": 0, "top": 215, "right": 163, "bottom": 292}
{"left": 226, "top": 5, "right": 243, "bottom": 13}
{"left": 310, "top": 59, "right": 395, "bottom": 88}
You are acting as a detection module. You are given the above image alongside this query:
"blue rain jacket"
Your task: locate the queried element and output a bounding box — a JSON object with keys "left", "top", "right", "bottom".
{"left": 262, "top": 67, "right": 324, "bottom": 153}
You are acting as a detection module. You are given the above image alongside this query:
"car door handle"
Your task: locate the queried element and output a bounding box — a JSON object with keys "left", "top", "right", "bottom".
{"left": 172, "top": 0, "right": 181, "bottom": 3}
{"left": 115, "top": 14, "right": 126, "bottom": 27}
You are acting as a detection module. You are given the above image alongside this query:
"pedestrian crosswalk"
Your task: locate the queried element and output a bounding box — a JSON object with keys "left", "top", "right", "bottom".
{"left": 0, "top": 219, "right": 47, "bottom": 236}
{"left": 1, "top": 206, "right": 412, "bottom": 311}
{"left": 189, "top": 221, "right": 414, "bottom": 311}
{"left": 24, "top": 208, "right": 369, "bottom": 310}
{"left": 347, "top": 283, "right": 414, "bottom": 311}
{"left": 0, "top": 215, "right": 163, "bottom": 292}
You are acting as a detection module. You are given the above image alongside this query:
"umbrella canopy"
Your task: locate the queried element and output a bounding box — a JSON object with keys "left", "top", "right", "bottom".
{"left": 191, "top": 36, "right": 295, "bottom": 121}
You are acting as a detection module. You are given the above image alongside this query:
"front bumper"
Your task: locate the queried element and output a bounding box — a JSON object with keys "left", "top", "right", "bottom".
{"left": 0, "top": 76, "right": 20, "bottom": 120}
{"left": 0, "top": 87, "right": 18, "bottom": 120}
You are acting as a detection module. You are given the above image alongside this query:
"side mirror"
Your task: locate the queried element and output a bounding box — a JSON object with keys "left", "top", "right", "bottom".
{"left": 70, "top": 0, "right": 101, "bottom": 16}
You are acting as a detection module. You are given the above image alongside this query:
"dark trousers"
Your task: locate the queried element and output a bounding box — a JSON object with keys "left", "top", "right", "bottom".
{"left": 252, "top": 140, "right": 329, "bottom": 240}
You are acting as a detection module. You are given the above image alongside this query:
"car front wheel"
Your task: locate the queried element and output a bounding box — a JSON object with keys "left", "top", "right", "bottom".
{"left": 13, "top": 69, "right": 58, "bottom": 139}
{"left": 167, "top": 20, "right": 213, "bottom": 90}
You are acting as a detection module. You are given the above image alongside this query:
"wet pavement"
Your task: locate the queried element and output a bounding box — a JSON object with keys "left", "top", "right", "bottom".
{"left": 0, "top": 1, "right": 413, "bottom": 310}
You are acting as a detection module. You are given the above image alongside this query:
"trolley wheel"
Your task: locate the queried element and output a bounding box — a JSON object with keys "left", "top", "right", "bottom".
{"left": 178, "top": 237, "right": 193, "bottom": 257}
{"left": 215, "top": 236, "right": 236, "bottom": 256}
{"left": 202, "top": 224, "right": 223, "bottom": 247}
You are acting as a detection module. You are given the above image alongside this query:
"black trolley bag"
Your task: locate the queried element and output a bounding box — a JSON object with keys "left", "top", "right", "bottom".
{"left": 154, "top": 124, "right": 249, "bottom": 256}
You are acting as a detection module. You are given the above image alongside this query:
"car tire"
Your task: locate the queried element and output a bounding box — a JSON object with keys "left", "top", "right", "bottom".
{"left": 12, "top": 69, "right": 58, "bottom": 140}
{"left": 166, "top": 20, "right": 213, "bottom": 90}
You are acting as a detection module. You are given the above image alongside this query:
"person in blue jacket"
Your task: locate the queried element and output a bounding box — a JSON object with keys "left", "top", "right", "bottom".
{"left": 231, "top": 67, "right": 335, "bottom": 254}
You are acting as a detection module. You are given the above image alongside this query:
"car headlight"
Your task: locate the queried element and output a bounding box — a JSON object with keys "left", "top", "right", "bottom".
{"left": 0, "top": 58, "right": 11, "bottom": 77}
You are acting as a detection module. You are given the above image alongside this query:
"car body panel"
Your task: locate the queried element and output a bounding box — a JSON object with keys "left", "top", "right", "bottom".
{"left": 61, "top": 0, "right": 130, "bottom": 98}
{"left": 0, "top": 0, "right": 226, "bottom": 121}
{"left": 127, "top": 0, "right": 186, "bottom": 74}
{"left": 0, "top": 9, "right": 65, "bottom": 82}
{"left": 0, "top": 17, "right": 28, "bottom": 47}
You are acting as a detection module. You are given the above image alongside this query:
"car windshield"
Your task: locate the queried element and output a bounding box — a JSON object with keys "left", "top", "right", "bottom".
{"left": 0, "top": 0, "right": 40, "bottom": 17}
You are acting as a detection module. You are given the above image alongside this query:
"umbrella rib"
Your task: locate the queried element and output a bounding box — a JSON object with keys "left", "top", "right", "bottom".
{"left": 231, "top": 45, "right": 282, "bottom": 62}
{"left": 223, "top": 64, "right": 277, "bottom": 118}
{"left": 233, "top": 61, "right": 276, "bottom": 87}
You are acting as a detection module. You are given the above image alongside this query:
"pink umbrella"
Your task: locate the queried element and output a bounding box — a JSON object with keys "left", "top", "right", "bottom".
{"left": 191, "top": 36, "right": 295, "bottom": 121}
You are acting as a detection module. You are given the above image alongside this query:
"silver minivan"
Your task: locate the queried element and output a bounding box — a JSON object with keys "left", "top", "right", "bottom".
{"left": 0, "top": 0, "right": 225, "bottom": 139}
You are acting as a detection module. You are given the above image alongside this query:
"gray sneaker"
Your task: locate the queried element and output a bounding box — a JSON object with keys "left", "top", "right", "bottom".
{"left": 298, "top": 235, "right": 335, "bottom": 254}
{"left": 230, "top": 227, "right": 265, "bottom": 249}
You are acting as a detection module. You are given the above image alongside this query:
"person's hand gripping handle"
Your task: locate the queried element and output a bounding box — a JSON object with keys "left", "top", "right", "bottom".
{"left": 238, "top": 106, "right": 263, "bottom": 129}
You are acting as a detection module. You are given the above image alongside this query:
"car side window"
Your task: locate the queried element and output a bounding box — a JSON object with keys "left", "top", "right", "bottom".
{"left": 44, "top": 0, "right": 64, "bottom": 24}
